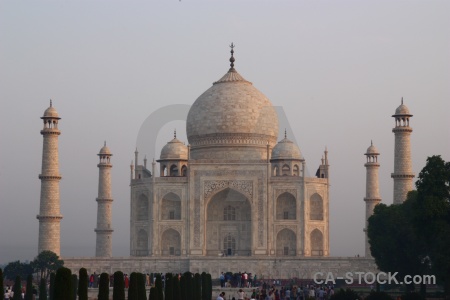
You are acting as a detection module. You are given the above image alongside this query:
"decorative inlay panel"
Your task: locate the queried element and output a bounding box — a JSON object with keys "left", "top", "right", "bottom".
{"left": 204, "top": 180, "right": 253, "bottom": 200}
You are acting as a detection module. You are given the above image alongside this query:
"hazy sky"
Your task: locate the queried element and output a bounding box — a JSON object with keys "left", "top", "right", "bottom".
{"left": 0, "top": 1, "right": 449, "bottom": 264}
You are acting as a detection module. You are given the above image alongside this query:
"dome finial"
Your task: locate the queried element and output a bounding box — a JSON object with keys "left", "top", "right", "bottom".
{"left": 401, "top": 97, "right": 403, "bottom": 105}
{"left": 104, "top": 141, "right": 106, "bottom": 147}
{"left": 174, "top": 129, "right": 177, "bottom": 139}
{"left": 50, "top": 99, "right": 52, "bottom": 107}
{"left": 229, "top": 42, "right": 235, "bottom": 71}
{"left": 371, "top": 139, "right": 373, "bottom": 146}
{"left": 284, "top": 128, "right": 287, "bottom": 139}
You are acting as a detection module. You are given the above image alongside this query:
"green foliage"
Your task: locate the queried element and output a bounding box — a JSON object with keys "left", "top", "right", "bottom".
{"left": 193, "top": 273, "right": 201, "bottom": 300}
{"left": 201, "top": 272, "right": 207, "bottom": 300}
{"left": 138, "top": 273, "right": 147, "bottom": 300}
{"left": 155, "top": 274, "right": 164, "bottom": 300}
{"left": 39, "top": 278, "right": 47, "bottom": 300}
{"left": 329, "top": 288, "right": 361, "bottom": 300}
{"left": 12, "top": 276, "right": 22, "bottom": 300}
{"left": 128, "top": 272, "right": 139, "bottom": 300}
{"left": 165, "top": 273, "right": 173, "bottom": 300}
{"left": 71, "top": 274, "right": 78, "bottom": 300}
{"left": 368, "top": 155, "right": 450, "bottom": 294}
{"left": 32, "top": 250, "right": 64, "bottom": 280}
{"left": 113, "top": 271, "right": 125, "bottom": 300}
{"left": 49, "top": 272, "right": 55, "bottom": 300}
{"left": 401, "top": 292, "right": 426, "bottom": 300}
{"left": 54, "top": 267, "right": 72, "bottom": 300}
{"left": 25, "top": 274, "right": 33, "bottom": 300}
{"left": 205, "top": 273, "right": 212, "bottom": 300}
{"left": 180, "top": 273, "right": 187, "bottom": 300}
{"left": 365, "top": 291, "right": 393, "bottom": 300}
{"left": 4, "top": 260, "right": 33, "bottom": 280}
{"left": 78, "top": 268, "right": 88, "bottom": 300}
{"left": 173, "top": 274, "right": 181, "bottom": 300}
{"left": 149, "top": 287, "right": 159, "bottom": 300}
{"left": 0, "top": 269, "right": 3, "bottom": 297}
{"left": 98, "top": 273, "right": 110, "bottom": 300}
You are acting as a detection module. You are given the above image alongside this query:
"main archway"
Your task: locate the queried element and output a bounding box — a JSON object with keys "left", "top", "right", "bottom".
{"left": 206, "top": 188, "right": 251, "bottom": 256}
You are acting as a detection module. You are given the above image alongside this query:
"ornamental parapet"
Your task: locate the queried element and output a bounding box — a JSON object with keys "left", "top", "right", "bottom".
{"left": 391, "top": 173, "right": 415, "bottom": 179}
{"left": 39, "top": 174, "right": 62, "bottom": 180}
{"left": 363, "top": 197, "right": 382, "bottom": 202}
{"left": 37, "top": 214, "right": 63, "bottom": 220}
{"left": 40, "top": 129, "right": 61, "bottom": 135}
{"left": 94, "top": 228, "right": 114, "bottom": 233}
{"left": 96, "top": 198, "right": 114, "bottom": 202}
{"left": 97, "top": 164, "right": 112, "bottom": 168}
{"left": 392, "top": 127, "right": 413, "bottom": 133}
{"left": 364, "top": 162, "right": 380, "bottom": 167}
{"left": 189, "top": 132, "right": 277, "bottom": 147}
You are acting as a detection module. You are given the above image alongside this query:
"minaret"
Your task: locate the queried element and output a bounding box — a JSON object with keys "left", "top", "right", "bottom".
{"left": 364, "top": 141, "right": 382, "bottom": 257}
{"left": 391, "top": 98, "right": 414, "bottom": 204}
{"left": 37, "top": 100, "right": 63, "bottom": 255}
{"left": 95, "top": 142, "right": 114, "bottom": 257}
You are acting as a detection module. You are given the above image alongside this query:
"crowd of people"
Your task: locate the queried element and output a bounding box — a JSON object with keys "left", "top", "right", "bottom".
{"left": 216, "top": 283, "right": 336, "bottom": 300}
{"left": 3, "top": 285, "right": 37, "bottom": 300}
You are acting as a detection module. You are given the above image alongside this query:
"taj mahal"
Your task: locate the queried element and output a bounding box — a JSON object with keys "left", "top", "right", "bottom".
{"left": 36, "top": 46, "right": 414, "bottom": 278}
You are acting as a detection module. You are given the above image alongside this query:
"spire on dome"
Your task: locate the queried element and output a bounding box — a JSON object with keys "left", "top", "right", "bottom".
{"left": 174, "top": 129, "right": 177, "bottom": 139}
{"left": 50, "top": 99, "right": 52, "bottom": 107}
{"left": 229, "top": 43, "right": 235, "bottom": 71}
{"left": 284, "top": 129, "right": 287, "bottom": 139}
{"left": 104, "top": 141, "right": 106, "bottom": 147}
{"left": 401, "top": 97, "right": 403, "bottom": 105}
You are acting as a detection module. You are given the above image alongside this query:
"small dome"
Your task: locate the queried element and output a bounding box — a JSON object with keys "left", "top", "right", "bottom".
{"left": 365, "top": 142, "right": 379, "bottom": 155}
{"left": 42, "top": 101, "right": 60, "bottom": 119}
{"left": 99, "top": 143, "right": 112, "bottom": 155}
{"left": 271, "top": 137, "right": 302, "bottom": 160}
{"left": 160, "top": 138, "right": 188, "bottom": 160}
{"left": 394, "top": 104, "right": 410, "bottom": 115}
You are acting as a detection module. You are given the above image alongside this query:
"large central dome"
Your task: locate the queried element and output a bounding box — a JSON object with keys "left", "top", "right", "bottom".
{"left": 186, "top": 52, "right": 279, "bottom": 160}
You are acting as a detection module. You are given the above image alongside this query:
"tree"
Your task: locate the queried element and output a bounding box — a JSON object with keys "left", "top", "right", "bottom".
{"left": 138, "top": 273, "right": 147, "bottom": 300}
{"left": 39, "top": 278, "right": 47, "bottom": 300}
{"left": 49, "top": 272, "right": 55, "bottom": 300}
{"left": 32, "top": 250, "right": 64, "bottom": 280}
{"left": 330, "top": 288, "right": 361, "bottom": 300}
{"left": 25, "top": 274, "right": 33, "bottom": 300}
{"left": 193, "top": 273, "right": 201, "bottom": 300}
{"left": 128, "top": 272, "right": 139, "bottom": 300}
{"left": 113, "top": 271, "right": 125, "bottom": 300}
{"left": 205, "top": 273, "right": 212, "bottom": 300}
{"left": 165, "top": 273, "right": 173, "bottom": 300}
{"left": 149, "top": 287, "right": 159, "bottom": 300}
{"left": 71, "top": 274, "right": 78, "bottom": 300}
{"left": 98, "top": 273, "right": 110, "bottom": 300}
{"left": 0, "top": 268, "right": 3, "bottom": 298}
{"left": 155, "top": 274, "right": 163, "bottom": 300}
{"left": 53, "top": 267, "right": 72, "bottom": 300}
{"left": 3, "top": 261, "right": 33, "bottom": 280}
{"left": 78, "top": 268, "right": 88, "bottom": 300}
{"left": 413, "top": 156, "right": 450, "bottom": 294}
{"left": 369, "top": 156, "right": 450, "bottom": 295}
{"left": 12, "top": 276, "right": 22, "bottom": 300}
{"left": 173, "top": 274, "right": 181, "bottom": 300}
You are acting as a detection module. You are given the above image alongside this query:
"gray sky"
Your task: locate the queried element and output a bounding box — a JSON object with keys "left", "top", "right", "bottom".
{"left": 0, "top": 1, "right": 449, "bottom": 264}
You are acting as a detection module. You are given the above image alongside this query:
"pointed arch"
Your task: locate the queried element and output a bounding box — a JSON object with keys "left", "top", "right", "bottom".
{"left": 282, "top": 164, "right": 290, "bottom": 176}
{"left": 137, "top": 194, "right": 148, "bottom": 221}
{"left": 310, "top": 229, "right": 323, "bottom": 256}
{"left": 273, "top": 165, "right": 279, "bottom": 177}
{"left": 276, "top": 228, "right": 296, "bottom": 256}
{"left": 310, "top": 193, "right": 323, "bottom": 220}
{"left": 276, "top": 192, "right": 296, "bottom": 220}
{"left": 161, "top": 192, "right": 181, "bottom": 220}
{"left": 206, "top": 188, "right": 251, "bottom": 256}
{"left": 293, "top": 164, "right": 300, "bottom": 176}
{"left": 136, "top": 229, "right": 148, "bottom": 256}
{"left": 161, "top": 228, "right": 181, "bottom": 256}
{"left": 169, "top": 164, "right": 178, "bottom": 176}
{"left": 181, "top": 165, "right": 187, "bottom": 176}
